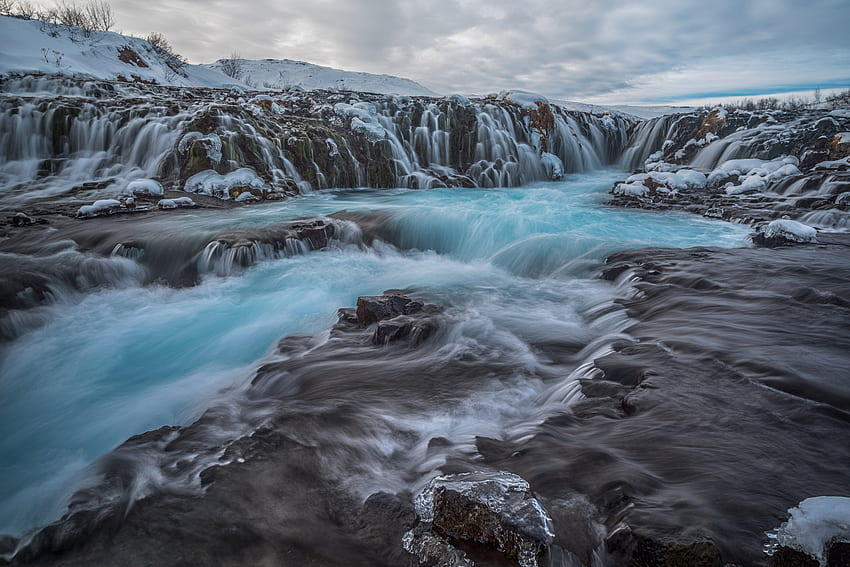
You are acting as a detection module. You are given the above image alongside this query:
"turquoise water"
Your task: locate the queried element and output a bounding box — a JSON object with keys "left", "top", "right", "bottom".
{"left": 0, "top": 170, "right": 750, "bottom": 537}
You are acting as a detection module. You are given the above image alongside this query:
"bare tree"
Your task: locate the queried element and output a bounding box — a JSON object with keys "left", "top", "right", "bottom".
{"left": 145, "top": 31, "right": 188, "bottom": 80}
{"left": 85, "top": 0, "right": 112, "bottom": 31}
{"left": 220, "top": 50, "right": 243, "bottom": 80}
{"left": 0, "top": 0, "right": 15, "bottom": 16}
{"left": 813, "top": 87, "right": 822, "bottom": 106}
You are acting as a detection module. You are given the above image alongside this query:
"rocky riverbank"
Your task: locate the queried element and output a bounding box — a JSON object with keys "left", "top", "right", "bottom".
{"left": 4, "top": 231, "right": 849, "bottom": 566}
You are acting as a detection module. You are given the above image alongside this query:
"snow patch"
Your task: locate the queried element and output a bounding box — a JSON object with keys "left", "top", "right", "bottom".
{"left": 333, "top": 102, "right": 387, "bottom": 142}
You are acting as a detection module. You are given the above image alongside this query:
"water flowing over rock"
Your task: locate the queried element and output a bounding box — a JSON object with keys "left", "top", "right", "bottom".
{"left": 612, "top": 106, "right": 850, "bottom": 231}
{"left": 0, "top": 75, "right": 630, "bottom": 210}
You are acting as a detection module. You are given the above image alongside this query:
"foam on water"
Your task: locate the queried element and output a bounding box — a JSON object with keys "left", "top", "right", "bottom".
{"left": 0, "top": 170, "right": 750, "bottom": 537}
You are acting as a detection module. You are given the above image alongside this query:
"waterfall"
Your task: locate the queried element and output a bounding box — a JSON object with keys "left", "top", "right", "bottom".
{"left": 0, "top": 76, "right": 634, "bottom": 207}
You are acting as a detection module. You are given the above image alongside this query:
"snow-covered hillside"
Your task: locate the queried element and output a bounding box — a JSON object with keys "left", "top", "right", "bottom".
{"left": 202, "top": 58, "right": 437, "bottom": 96}
{"left": 0, "top": 14, "right": 239, "bottom": 88}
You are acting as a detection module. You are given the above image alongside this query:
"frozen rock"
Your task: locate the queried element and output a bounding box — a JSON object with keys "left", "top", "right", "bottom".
{"left": 752, "top": 218, "right": 817, "bottom": 247}
{"left": 768, "top": 497, "right": 850, "bottom": 567}
{"left": 407, "top": 471, "right": 554, "bottom": 567}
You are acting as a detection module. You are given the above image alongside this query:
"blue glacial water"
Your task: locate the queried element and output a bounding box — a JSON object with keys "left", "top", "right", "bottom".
{"left": 0, "top": 169, "right": 750, "bottom": 537}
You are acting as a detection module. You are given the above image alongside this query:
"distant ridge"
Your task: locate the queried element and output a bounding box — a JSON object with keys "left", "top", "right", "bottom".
{"left": 202, "top": 58, "right": 437, "bottom": 96}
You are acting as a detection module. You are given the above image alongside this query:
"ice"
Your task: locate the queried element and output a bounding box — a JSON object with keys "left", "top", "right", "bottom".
{"left": 499, "top": 90, "right": 550, "bottom": 110}
{"left": 184, "top": 168, "right": 268, "bottom": 200}
{"left": 178, "top": 132, "right": 223, "bottom": 163}
{"left": 157, "top": 196, "right": 195, "bottom": 209}
{"left": 837, "top": 132, "right": 850, "bottom": 145}
{"left": 762, "top": 218, "right": 817, "bottom": 243}
{"left": 613, "top": 181, "right": 648, "bottom": 196}
{"left": 333, "top": 102, "right": 387, "bottom": 142}
{"left": 773, "top": 496, "right": 850, "bottom": 565}
{"left": 77, "top": 199, "right": 121, "bottom": 217}
{"left": 711, "top": 156, "right": 801, "bottom": 193}
{"left": 829, "top": 109, "right": 850, "bottom": 119}
{"left": 623, "top": 170, "right": 707, "bottom": 192}
{"left": 126, "top": 179, "right": 164, "bottom": 196}
{"left": 815, "top": 157, "right": 850, "bottom": 170}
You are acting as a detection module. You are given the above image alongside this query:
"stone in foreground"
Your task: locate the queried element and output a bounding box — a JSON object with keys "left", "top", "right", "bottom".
{"left": 406, "top": 471, "right": 554, "bottom": 567}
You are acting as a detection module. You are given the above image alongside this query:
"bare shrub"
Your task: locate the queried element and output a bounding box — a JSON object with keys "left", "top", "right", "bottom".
{"left": 220, "top": 50, "right": 243, "bottom": 80}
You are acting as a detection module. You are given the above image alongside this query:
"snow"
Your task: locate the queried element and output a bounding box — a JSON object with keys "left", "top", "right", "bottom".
{"left": 762, "top": 218, "right": 818, "bottom": 243}
{"left": 202, "top": 58, "right": 436, "bottom": 96}
{"left": 710, "top": 156, "right": 801, "bottom": 192}
{"left": 0, "top": 14, "right": 240, "bottom": 88}
{"left": 773, "top": 496, "right": 850, "bottom": 565}
{"left": 500, "top": 90, "right": 550, "bottom": 110}
{"left": 837, "top": 132, "right": 850, "bottom": 145}
{"left": 126, "top": 179, "right": 163, "bottom": 196}
{"left": 184, "top": 168, "right": 268, "bottom": 200}
{"left": 77, "top": 198, "right": 121, "bottom": 217}
{"left": 829, "top": 109, "right": 850, "bottom": 119}
{"left": 624, "top": 170, "right": 707, "bottom": 192}
{"left": 333, "top": 102, "right": 387, "bottom": 142}
{"left": 613, "top": 182, "right": 648, "bottom": 197}
{"left": 815, "top": 157, "right": 850, "bottom": 170}
{"left": 157, "top": 196, "right": 195, "bottom": 209}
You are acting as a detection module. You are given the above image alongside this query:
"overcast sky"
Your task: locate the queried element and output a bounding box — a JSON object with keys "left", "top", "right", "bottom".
{"left": 112, "top": 0, "right": 850, "bottom": 106}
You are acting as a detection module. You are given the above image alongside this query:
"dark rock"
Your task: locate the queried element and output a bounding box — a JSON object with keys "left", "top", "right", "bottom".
{"left": 801, "top": 149, "right": 830, "bottom": 172}
{"left": 769, "top": 546, "right": 820, "bottom": 567}
{"left": 828, "top": 541, "right": 850, "bottom": 567}
{"left": 373, "top": 315, "right": 437, "bottom": 346}
{"left": 605, "top": 525, "right": 722, "bottom": 567}
{"left": 356, "top": 293, "right": 424, "bottom": 326}
{"left": 407, "top": 471, "right": 554, "bottom": 567}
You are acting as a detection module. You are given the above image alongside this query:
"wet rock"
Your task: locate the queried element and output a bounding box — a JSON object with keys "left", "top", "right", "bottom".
{"left": 801, "top": 150, "right": 830, "bottom": 172}
{"left": 769, "top": 546, "right": 820, "bottom": 566}
{"left": 605, "top": 524, "right": 722, "bottom": 567}
{"left": 356, "top": 293, "right": 424, "bottom": 325}
{"left": 373, "top": 315, "right": 437, "bottom": 346}
{"left": 407, "top": 471, "right": 554, "bottom": 567}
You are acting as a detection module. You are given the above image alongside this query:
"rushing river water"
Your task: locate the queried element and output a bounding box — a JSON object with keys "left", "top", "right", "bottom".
{"left": 0, "top": 170, "right": 753, "bottom": 542}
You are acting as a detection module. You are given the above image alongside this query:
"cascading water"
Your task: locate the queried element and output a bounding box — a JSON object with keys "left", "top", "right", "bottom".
{"left": 0, "top": 76, "right": 633, "bottom": 207}
{"left": 0, "top": 170, "right": 751, "bottom": 545}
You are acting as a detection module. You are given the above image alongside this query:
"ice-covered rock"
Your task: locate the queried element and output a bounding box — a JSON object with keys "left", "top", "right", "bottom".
{"left": 768, "top": 497, "right": 850, "bottom": 566}
{"left": 184, "top": 168, "right": 268, "bottom": 200}
{"left": 406, "top": 471, "right": 554, "bottom": 567}
{"left": 157, "top": 196, "right": 196, "bottom": 209}
{"left": 752, "top": 218, "right": 817, "bottom": 247}
{"left": 333, "top": 102, "right": 387, "bottom": 142}
{"left": 77, "top": 199, "right": 122, "bottom": 217}
{"left": 126, "top": 179, "right": 164, "bottom": 196}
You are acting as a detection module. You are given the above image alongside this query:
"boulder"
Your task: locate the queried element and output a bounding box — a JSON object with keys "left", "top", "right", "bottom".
{"left": 406, "top": 471, "right": 554, "bottom": 567}
{"left": 355, "top": 293, "right": 424, "bottom": 326}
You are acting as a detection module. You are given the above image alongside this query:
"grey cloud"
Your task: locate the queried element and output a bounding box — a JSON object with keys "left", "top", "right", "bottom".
{"left": 112, "top": 0, "right": 850, "bottom": 103}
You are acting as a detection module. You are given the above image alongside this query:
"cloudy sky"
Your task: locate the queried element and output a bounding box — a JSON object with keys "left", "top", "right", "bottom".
{"left": 112, "top": 0, "right": 849, "bottom": 106}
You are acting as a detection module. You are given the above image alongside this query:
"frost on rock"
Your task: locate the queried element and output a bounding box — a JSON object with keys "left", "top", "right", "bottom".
{"left": 540, "top": 152, "right": 564, "bottom": 181}
{"left": 184, "top": 168, "right": 268, "bottom": 200}
{"left": 763, "top": 218, "right": 817, "bottom": 243}
{"left": 770, "top": 496, "right": 850, "bottom": 565}
{"left": 709, "top": 156, "right": 801, "bottom": 194}
{"left": 407, "top": 471, "right": 554, "bottom": 567}
{"left": 333, "top": 102, "right": 387, "bottom": 142}
{"left": 157, "top": 196, "right": 196, "bottom": 209}
{"left": 178, "top": 132, "right": 223, "bottom": 163}
{"left": 126, "top": 179, "right": 164, "bottom": 196}
{"left": 77, "top": 199, "right": 122, "bottom": 217}
{"left": 499, "top": 90, "right": 550, "bottom": 110}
